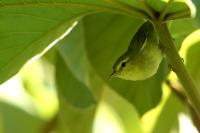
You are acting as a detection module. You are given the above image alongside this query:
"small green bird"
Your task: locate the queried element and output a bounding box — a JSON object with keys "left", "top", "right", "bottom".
{"left": 111, "top": 21, "right": 163, "bottom": 81}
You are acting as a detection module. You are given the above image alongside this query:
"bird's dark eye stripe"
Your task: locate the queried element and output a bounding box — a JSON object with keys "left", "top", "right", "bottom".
{"left": 121, "top": 62, "right": 126, "bottom": 67}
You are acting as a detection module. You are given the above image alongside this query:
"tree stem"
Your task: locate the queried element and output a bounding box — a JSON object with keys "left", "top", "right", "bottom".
{"left": 153, "top": 21, "right": 200, "bottom": 117}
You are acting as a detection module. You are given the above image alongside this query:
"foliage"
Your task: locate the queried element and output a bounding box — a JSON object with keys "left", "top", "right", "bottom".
{"left": 0, "top": 0, "right": 200, "bottom": 133}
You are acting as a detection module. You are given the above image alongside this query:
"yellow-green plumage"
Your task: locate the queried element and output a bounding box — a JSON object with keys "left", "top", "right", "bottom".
{"left": 111, "top": 21, "right": 163, "bottom": 81}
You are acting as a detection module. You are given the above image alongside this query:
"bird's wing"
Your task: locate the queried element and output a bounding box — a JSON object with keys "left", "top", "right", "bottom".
{"left": 128, "top": 21, "right": 153, "bottom": 52}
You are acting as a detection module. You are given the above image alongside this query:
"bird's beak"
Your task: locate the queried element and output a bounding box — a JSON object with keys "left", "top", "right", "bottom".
{"left": 109, "top": 71, "right": 117, "bottom": 80}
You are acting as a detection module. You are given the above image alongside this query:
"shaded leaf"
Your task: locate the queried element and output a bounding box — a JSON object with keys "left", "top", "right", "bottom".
{"left": 56, "top": 21, "right": 105, "bottom": 108}
{"left": 0, "top": 101, "right": 44, "bottom": 133}
{"left": 192, "top": 0, "right": 200, "bottom": 24}
{"left": 56, "top": 54, "right": 95, "bottom": 108}
{"left": 57, "top": 93, "right": 96, "bottom": 133}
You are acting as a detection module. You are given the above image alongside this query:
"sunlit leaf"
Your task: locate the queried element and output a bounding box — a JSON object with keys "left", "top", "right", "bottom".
{"left": 181, "top": 30, "right": 200, "bottom": 89}
{"left": 151, "top": 92, "right": 185, "bottom": 133}
{"left": 0, "top": 0, "right": 148, "bottom": 84}
{"left": 95, "top": 88, "right": 143, "bottom": 133}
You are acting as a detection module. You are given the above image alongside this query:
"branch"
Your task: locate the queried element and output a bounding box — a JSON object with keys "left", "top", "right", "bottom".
{"left": 153, "top": 21, "right": 200, "bottom": 117}
{"left": 42, "top": 114, "right": 58, "bottom": 133}
{"left": 166, "top": 80, "right": 200, "bottom": 132}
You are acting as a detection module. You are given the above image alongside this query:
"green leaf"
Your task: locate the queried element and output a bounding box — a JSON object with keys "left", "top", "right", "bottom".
{"left": 55, "top": 21, "right": 107, "bottom": 108}
{"left": 169, "top": 18, "right": 199, "bottom": 49}
{"left": 151, "top": 92, "right": 185, "bottom": 133}
{"left": 0, "top": 1, "right": 87, "bottom": 84}
{"left": 83, "top": 13, "right": 168, "bottom": 115}
{"left": 0, "top": 0, "right": 148, "bottom": 84}
{"left": 97, "top": 88, "right": 143, "bottom": 133}
{"left": 192, "top": 0, "right": 200, "bottom": 24}
{"left": 56, "top": 54, "right": 95, "bottom": 108}
{"left": 182, "top": 30, "right": 200, "bottom": 89}
{"left": 57, "top": 94, "right": 96, "bottom": 133}
{"left": 0, "top": 101, "right": 44, "bottom": 133}
{"left": 0, "top": 0, "right": 194, "bottom": 84}
{"left": 0, "top": 113, "right": 3, "bottom": 133}
{"left": 147, "top": 0, "right": 193, "bottom": 14}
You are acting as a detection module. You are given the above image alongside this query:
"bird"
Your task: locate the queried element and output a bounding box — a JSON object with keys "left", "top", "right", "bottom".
{"left": 111, "top": 21, "right": 163, "bottom": 81}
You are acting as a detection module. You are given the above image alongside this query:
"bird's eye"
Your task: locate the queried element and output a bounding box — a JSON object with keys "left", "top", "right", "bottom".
{"left": 121, "top": 62, "right": 126, "bottom": 68}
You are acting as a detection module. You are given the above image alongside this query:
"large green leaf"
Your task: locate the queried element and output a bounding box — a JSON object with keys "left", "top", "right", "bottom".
{"left": 0, "top": 0, "right": 195, "bottom": 84}
{"left": 0, "top": 1, "right": 87, "bottom": 84}
{"left": 0, "top": 0, "right": 149, "bottom": 84}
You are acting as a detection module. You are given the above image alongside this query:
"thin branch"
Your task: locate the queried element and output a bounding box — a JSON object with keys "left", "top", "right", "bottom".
{"left": 166, "top": 80, "right": 200, "bottom": 132}
{"left": 153, "top": 21, "right": 200, "bottom": 118}
{"left": 165, "top": 80, "right": 186, "bottom": 102}
{"left": 42, "top": 114, "right": 58, "bottom": 133}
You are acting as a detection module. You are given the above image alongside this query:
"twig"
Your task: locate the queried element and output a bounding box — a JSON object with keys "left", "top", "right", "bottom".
{"left": 42, "top": 114, "right": 58, "bottom": 133}
{"left": 166, "top": 80, "right": 200, "bottom": 132}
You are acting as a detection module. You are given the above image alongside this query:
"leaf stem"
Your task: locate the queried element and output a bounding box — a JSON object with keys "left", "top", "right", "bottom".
{"left": 140, "top": 0, "right": 156, "bottom": 20}
{"left": 104, "top": 0, "right": 151, "bottom": 19}
{"left": 159, "top": 0, "right": 174, "bottom": 20}
{"left": 166, "top": 80, "right": 200, "bottom": 132}
{"left": 153, "top": 21, "right": 200, "bottom": 117}
{"left": 165, "top": 10, "right": 191, "bottom": 21}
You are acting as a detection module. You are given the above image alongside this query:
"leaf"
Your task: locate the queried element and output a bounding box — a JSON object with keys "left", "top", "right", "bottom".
{"left": 151, "top": 93, "right": 185, "bottom": 133}
{"left": 146, "top": 0, "right": 194, "bottom": 14}
{"left": 55, "top": 21, "right": 107, "bottom": 108}
{"left": 181, "top": 30, "right": 200, "bottom": 89}
{"left": 57, "top": 94, "right": 96, "bottom": 133}
{"left": 56, "top": 54, "right": 95, "bottom": 108}
{"left": 97, "top": 88, "right": 143, "bottom": 133}
{"left": 0, "top": 0, "right": 148, "bottom": 84}
{"left": 82, "top": 13, "right": 168, "bottom": 115}
{"left": 0, "top": 101, "right": 44, "bottom": 133}
{"left": 0, "top": 0, "right": 195, "bottom": 84}
{"left": 169, "top": 18, "right": 199, "bottom": 49}
{"left": 0, "top": 113, "right": 3, "bottom": 133}
{"left": 0, "top": 1, "right": 84, "bottom": 84}
{"left": 192, "top": 0, "right": 200, "bottom": 24}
